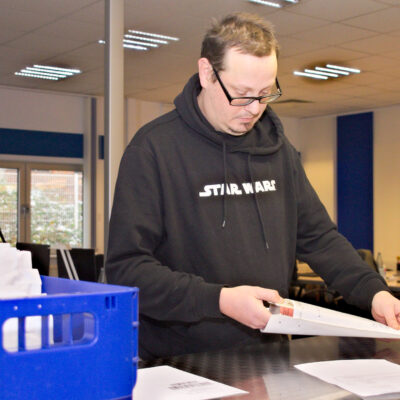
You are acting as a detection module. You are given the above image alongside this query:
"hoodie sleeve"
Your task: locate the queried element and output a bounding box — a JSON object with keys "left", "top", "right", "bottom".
{"left": 106, "top": 143, "right": 223, "bottom": 322}
{"left": 292, "top": 151, "right": 388, "bottom": 311}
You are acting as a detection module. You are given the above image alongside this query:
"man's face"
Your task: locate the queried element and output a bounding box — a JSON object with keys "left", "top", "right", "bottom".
{"left": 198, "top": 47, "right": 278, "bottom": 136}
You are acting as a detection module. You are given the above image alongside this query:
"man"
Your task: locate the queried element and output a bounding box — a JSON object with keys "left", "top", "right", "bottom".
{"left": 106, "top": 13, "right": 400, "bottom": 360}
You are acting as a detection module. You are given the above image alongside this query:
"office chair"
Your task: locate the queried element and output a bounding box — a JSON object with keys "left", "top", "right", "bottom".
{"left": 16, "top": 242, "right": 50, "bottom": 276}
{"left": 57, "top": 248, "right": 98, "bottom": 282}
{"left": 357, "top": 249, "right": 379, "bottom": 273}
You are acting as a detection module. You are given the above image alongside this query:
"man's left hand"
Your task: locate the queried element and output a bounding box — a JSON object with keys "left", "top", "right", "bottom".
{"left": 371, "top": 291, "right": 400, "bottom": 329}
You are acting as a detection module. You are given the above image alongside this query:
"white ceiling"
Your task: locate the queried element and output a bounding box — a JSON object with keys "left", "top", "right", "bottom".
{"left": 1, "top": 0, "right": 400, "bottom": 118}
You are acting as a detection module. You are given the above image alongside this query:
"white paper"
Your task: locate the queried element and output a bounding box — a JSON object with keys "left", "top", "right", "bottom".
{"left": 263, "top": 370, "right": 350, "bottom": 400}
{"left": 295, "top": 359, "right": 400, "bottom": 398}
{"left": 261, "top": 299, "right": 400, "bottom": 339}
{"left": 133, "top": 365, "right": 247, "bottom": 400}
{"left": 0, "top": 245, "right": 53, "bottom": 352}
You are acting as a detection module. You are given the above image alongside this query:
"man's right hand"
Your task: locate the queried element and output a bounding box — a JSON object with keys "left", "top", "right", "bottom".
{"left": 219, "top": 286, "right": 283, "bottom": 329}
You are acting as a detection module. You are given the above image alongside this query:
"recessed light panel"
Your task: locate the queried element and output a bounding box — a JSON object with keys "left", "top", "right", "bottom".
{"left": 14, "top": 65, "right": 81, "bottom": 81}
{"left": 294, "top": 64, "right": 361, "bottom": 80}
{"left": 248, "top": 0, "right": 300, "bottom": 8}
{"left": 99, "top": 30, "right": 180, "bottom": 52}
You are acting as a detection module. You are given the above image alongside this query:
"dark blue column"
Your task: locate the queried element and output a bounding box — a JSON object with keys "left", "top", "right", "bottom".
{"left": 337, "top": 112, "right": 373, "bottom": 251}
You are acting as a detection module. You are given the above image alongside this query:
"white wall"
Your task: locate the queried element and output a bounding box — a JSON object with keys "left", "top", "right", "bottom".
{"left": 126, "top": 98, "right": 174, "bottom": 143}
{"left": 0, "top": 86, "right": 86, "bottom": 133}
{"left": 280, "top": 116, "right": 300, "bottom": 150}
{"left": 295, "top": 107, "right": 400, "bottom": 269}
{"left": 297, "top": 115, "right": 337, "bottom": 222}
{"left": 374, "top": 106, "right": 400, "bottom": 268}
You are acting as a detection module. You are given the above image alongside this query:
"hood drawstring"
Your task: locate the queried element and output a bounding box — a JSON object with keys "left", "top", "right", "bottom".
{"left": 222, "top": 140, "right": 227, "bottom": 228}
{"left": 247, "top": 154, "right": 270, "bottom": 250}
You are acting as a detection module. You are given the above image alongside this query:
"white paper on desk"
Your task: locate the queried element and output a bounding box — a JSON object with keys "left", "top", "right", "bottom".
{"left": 261, "top": 299, "right": 400, "bottom": 339}
{"left": 133, "top": 365, "right": 247, "bottom": 400}
{"left": 295, "top": 359, "right": 400, "bottom": 398}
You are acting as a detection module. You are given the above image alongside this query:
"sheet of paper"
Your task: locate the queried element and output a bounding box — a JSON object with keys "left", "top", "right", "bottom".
{"left": 263, "top": 369, "right": 350, "bottom": 400}
{"left": 133, "top": 365, "right": 248, "bottom": 400}
{"left": 295, "top": 359, "right": 400, "bottom": 398}
{"left": 261, "top": 299, "right": 400, "bottom": 339}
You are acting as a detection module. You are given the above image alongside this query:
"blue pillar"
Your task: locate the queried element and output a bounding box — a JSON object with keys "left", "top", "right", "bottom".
{"left": 337, "top": 112, "right": 373, "bottom": 251}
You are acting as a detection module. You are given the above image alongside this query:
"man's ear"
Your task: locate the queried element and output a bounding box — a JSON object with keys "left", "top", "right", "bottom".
{"left": 198, "top": 57, "right": 213, "bottom": 89}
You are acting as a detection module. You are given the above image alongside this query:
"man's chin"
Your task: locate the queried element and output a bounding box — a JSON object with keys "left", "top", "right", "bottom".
{"left": 228, "top": 122, "right": 254, "bottom": 135}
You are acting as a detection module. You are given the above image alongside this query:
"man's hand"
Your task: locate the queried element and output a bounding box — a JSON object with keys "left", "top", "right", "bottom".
{"left": 219, "top": 286, "right": 283, "bottom": 329}
{"left": 371, "top": 291, "right": 400, "bottom": 329}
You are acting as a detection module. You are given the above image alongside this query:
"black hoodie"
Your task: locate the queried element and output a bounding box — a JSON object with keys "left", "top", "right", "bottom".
{"left": 106, "top": 74, "right": 388, "bottom": 360}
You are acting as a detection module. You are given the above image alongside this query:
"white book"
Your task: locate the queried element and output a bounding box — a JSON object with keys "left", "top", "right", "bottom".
{"left": 261, "top": 298, "right": 400, "bottom": 338}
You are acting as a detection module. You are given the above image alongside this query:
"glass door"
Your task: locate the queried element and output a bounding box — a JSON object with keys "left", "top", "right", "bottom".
{"left": 0, "top": 162, "right": 83, "bottom": 247}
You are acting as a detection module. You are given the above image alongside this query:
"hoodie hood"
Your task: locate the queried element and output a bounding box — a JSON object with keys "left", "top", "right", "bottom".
{"left": 174, "top": 73, "right": 284, "bottom": 156}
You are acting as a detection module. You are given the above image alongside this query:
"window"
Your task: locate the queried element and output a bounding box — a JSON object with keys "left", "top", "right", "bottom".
{"left": 0, "top": 162, "right": 83, "bottom": 247}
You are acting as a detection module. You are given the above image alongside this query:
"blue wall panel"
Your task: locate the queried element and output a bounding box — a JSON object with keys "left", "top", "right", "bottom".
{"left": 0, "top": 128, "right": 83, "bottom": 158}
{"left": 337, "top": 112, "right": 373, "bottom": 251}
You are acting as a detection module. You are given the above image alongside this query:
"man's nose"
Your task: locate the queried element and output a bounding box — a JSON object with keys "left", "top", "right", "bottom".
{"left": 244, "top": 100, "right": 264, "bottom": 115}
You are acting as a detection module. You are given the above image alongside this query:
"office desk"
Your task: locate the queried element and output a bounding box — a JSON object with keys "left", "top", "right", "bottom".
{"left": 139, "top": 336, "right": 400, "bottom": 399}
{"left": 295, "top": 263, "right": 400, "bottom": 293}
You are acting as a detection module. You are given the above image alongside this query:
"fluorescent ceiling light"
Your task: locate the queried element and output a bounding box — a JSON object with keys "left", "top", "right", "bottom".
{"left": 315, "top": 66, "right": 349, "bottom": 76}
{"left": 26, "top": 67, "right": 74, "bottom": 76}
{"left": 14, "top": 65, "right": 81, "bottom": 80}
{"left": 326, "top": 64, "right": 361, "bottom": 74}
{"left": 123, "top": 44, "right": 148, "bottom": 51}
{"left": 124, "top": 39, "right": 158, "bottom": 48}
{"left": 33, "top": 65, "right": 81, "bottom": 74}
{"left": 248, "top": 0, "right": 281, "bottom": 7}
{"left": 294, "top": 71, "right": 328, "bottom": 80}
{"left": 305, "top": 69, "right": 338, "bottom": 78}
{"left": 128, "top": 30, "right": 179, "bottom": 42}
{"left": 248, "top": 0, "right": 300, "bottom": 8}
{"left": 15, "top": 72, "right": 59, "bottom": 80}
{"left": 99, "top": 30, "right": 180, "bottom": 52}
{"left": 124, "top": 34, "right": 168, "bottom": 45}
{"left": 294, "top": 64, "right": 361, "bottom": 80}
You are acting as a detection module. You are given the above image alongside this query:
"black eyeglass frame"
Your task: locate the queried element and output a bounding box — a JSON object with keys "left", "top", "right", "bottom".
{"left": 212, "top": 67, "right": 282, "bottom": 106}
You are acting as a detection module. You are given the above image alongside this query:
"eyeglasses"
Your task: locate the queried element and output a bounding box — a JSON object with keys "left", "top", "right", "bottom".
{"left": 212, "top": 67, "right": 282, "bottom": 106}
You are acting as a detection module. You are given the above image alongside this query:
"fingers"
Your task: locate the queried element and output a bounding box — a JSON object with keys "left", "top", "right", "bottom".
{"left": 371, "top": 291, "right": 400, "bottom": 330}
{"left": 254, "top": 287, "right": 283, "bottom": 305}
{"left": 219, "top": 285, "right": 283, "bottom": 330}
{"left": 385, "top": 313, "right": 400, "bottom": 330}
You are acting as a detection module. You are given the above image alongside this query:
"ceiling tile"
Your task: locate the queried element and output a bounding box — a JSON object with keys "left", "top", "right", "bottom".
{"left": 339, "top": 34, "right": 400, "bottom": 54}
{"left": 0, "top": 0, "right": 101, "bottom": 15}
{"left": 34, "top": 19, "right": 103, "bottom": 43}
{"left": 343, "top": 7, "right": 400, "bottom": 33}
{"left": 293, "top": 23, "right": 376, "bottom": 46}
{"left": 277, "top": 36, "right": 326, "bottom": 57}
{"left": 267, "top": 10, "right": 329, "bottom": 36}
{"left": 288, "top": 0, "right": 387, "bottom": 22}
{"left": 6, "top": 33, "right": 83, "bottom": 60}
{"left": 0, "top": 7, "right": 59, "bottom": 33}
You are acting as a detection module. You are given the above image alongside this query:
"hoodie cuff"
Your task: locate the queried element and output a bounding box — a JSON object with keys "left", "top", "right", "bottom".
{"left": 351, "top": 277, "right": 390, "bottom": 310}
{"left": 200, "top": 283, "right": 225, "bottom": 318}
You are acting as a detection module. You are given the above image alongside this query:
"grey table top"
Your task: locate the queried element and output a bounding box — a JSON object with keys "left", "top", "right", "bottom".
{"left": 139, "top": 336, "right": 400, "bottom": 399}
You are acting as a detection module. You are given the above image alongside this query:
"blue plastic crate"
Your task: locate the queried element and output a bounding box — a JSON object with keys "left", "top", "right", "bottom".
{"left": 0, "top": 276, "right": 139, "bottom": 400}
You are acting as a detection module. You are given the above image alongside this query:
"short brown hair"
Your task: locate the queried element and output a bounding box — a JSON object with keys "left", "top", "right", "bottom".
{"left": 201, "top": 13, "right": 279, "bottom": 73}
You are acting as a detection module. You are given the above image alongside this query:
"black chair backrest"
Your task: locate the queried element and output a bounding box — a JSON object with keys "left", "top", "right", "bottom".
{"left": 357, "top": 249, "right": 379, "bottom": 273}
{"left": 57, "top": 248, "right": 98, "bottom": 282}
{"left": 16, "top": 242, "right": 50, "bottom": 276}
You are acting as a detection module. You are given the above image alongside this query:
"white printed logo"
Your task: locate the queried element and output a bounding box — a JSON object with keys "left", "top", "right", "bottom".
{"left": 199, "top": 180, "right": 276, "bottom": 197}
